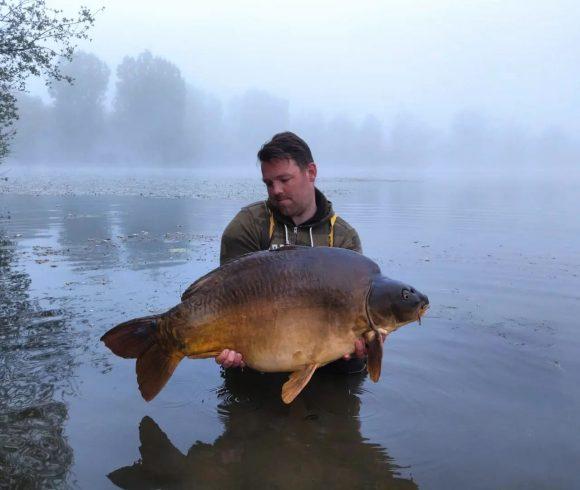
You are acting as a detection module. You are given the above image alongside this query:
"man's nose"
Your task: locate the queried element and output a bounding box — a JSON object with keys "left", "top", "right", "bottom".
{"left": 270, "top": 182, "right": 283, "bottom": 195}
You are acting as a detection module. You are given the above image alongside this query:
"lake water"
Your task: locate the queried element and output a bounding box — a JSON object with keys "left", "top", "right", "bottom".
{"left": 1, "top": 167, "right": 579, "bottom": 489}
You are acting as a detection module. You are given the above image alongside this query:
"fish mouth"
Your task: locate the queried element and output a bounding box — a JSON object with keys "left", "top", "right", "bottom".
{"left": 417, "top": 303, "right": 430, "bottom": 325}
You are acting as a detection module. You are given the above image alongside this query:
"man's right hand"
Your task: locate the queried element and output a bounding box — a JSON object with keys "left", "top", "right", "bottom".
{"left": 215, "top": 349, "right": 245, "bottom": 369}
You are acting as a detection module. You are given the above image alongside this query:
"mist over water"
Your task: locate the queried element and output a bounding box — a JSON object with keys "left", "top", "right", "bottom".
{"left": 9, "top": 58, "right": 580, "bottom": 170}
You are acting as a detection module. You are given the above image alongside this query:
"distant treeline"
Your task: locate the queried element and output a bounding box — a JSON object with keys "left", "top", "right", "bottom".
{"left": 11, "top": 50, "right": 579, "bottom": 167}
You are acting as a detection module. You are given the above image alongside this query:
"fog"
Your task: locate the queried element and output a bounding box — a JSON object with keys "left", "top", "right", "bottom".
{"left": 8, "top": 0, "right": 580, "bottom": 172}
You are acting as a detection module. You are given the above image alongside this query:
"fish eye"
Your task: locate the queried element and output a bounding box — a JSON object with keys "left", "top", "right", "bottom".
{"left": 401, "top": 288, "right": 410, "bottom": 300}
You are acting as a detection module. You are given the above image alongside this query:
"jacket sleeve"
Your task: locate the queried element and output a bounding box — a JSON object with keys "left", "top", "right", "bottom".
{"left": 340, "top": 228, "right": 363, "bottom": 254}
{"left": 220, "top": 209, "right": 263, "bottom": 265}
{"left": 333, "top": 221, "right": 363, "bottom": 254}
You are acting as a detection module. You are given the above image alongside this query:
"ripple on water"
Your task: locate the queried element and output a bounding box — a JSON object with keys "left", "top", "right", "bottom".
{"left": 0, "top": 237, "right": 77, "bottom": 488}
{"left": 356, "top": 386, "right": 382, "bottom": 421}
{"left": 215, "top": 385, "right": 264, "bottom": 418}
{"left": 157, "top": 368, "right": 223, "bottom": 416}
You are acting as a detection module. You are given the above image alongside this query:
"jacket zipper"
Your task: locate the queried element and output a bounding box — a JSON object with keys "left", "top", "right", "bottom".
{"left": 293, "top": 226, "right": 298, "bottom": 244}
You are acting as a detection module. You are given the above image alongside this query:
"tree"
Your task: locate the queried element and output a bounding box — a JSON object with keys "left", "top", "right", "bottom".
{"left": 387, "top": 113, "right": 438, "bottom": 166}
{"left": 227, "top": 89, "right": 289, "bottom": 160}
{"left": 184, "top": 84, "right": 226, "bottom": 163}
{"left": 355, "top": 115, "right": 385, "bottom": 165}
{"left": 49, "top": 51, "right": 110, "bottom": 162}
{"left": 112, "top": 51, "right": 187, "bottom": 164}
{"left": 0, "top": 0, "right": 98, "bottom": 162}
{"left": 323, "top": 115, "right": 357, "bottom": 165}
{"left": 11, "top": 93, "right": 51, "bottom": 162}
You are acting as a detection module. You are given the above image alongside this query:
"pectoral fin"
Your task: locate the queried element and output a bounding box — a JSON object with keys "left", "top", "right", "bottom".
{"left": 367, "top": 332, "right": 384, "bottom": 382}
{"left": 281, "top": 363, "right": 318, "bottom": 404}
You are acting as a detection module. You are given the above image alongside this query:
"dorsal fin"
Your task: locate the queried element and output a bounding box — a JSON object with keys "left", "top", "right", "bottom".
{"left": 180, "top": 270, "right": 219, "bottom": 302}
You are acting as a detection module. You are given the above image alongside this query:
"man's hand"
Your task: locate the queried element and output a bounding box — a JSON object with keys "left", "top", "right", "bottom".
{"left": 343, "top": 334, "right": 386, "bottom": 360}
{"left": 343, "top": 338, "right": 367, "bottom": 360}
{"left": 215, "top": 349, "right": 246, "bottom": 369}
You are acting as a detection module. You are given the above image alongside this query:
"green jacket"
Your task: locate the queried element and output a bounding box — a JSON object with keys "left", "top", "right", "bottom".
{"left": 220, "top": 188, "right": 362, "bottom": 265}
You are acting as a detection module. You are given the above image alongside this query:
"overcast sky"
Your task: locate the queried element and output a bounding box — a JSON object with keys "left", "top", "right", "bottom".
{"left": 34, "top": 0, "right": 580, "bottom": 133}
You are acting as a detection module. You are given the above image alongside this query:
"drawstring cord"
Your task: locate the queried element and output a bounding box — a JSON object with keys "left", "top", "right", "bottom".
{"left": 283, "top": 224, "right": 313, "bottom": 246}
{"left": 267, "top": 205, "right": 336, "bottom": 248}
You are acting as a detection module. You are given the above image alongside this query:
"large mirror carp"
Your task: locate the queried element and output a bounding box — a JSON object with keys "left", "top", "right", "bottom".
{"left": 101, "top": 246, "right": 429, "bottom": 404}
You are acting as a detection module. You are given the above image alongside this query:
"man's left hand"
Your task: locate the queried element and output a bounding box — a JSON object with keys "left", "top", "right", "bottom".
{"left": 342, "top": 334, "right": 386, "bottom": 360}
{"left": 343, "top": 338, "right": 367, "bottom": 360}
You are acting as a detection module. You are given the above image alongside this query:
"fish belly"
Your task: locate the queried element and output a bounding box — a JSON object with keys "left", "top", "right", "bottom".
{"left": 240, "top": 321, "right": 358, "bottom": 372}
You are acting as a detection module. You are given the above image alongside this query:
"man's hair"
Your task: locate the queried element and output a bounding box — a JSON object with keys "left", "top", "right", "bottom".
{"left": 257, "top": 132, "right": 314, "bottom": 169}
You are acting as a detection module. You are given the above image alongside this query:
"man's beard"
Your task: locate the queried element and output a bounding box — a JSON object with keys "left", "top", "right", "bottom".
{"left": 274, "top": 198, "right": 298, "bottom": 217}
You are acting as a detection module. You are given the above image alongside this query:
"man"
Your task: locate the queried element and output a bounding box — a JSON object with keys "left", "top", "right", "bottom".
{"left": 216, "top": 131, "right": 367, "bottom": 372}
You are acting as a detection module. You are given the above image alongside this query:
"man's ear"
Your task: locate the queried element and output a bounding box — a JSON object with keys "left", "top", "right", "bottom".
{"left": 307, "top": 162, "right": 317, "bottom": 181}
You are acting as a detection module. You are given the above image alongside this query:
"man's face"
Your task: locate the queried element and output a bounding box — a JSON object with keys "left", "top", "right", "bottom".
{"left": 261, "top": 158, "right": 317, "bottom": 218}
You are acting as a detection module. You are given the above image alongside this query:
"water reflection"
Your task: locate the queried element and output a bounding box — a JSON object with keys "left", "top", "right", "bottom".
{"left": 0, "top": 236, "right": 74, "bottom": 488}
{"left": 108, "top": 370, "right": 417, "bottom": 489}
{"left": 58, "top": 198, "right": 121, "bottom": 271}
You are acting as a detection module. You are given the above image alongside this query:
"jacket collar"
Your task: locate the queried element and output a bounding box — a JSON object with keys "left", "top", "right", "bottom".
{"left": 267, "top": 187, "right": 334, "bottom": 227}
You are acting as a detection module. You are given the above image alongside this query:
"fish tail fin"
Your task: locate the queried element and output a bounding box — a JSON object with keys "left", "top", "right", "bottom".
{"left": 137, "top": 343, "right": 183, "bottom": 401}
{"left": 100, "top": 315, "right": 160, "bottom": 359}
{"left": 101, "top": 315, "right": 184, "bottom": 401}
